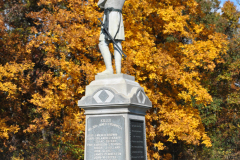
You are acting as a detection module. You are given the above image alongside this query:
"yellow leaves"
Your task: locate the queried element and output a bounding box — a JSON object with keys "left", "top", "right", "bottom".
{"left": 38, "top": 0, "right": 52, "bottom": 5}
{"left": 157, "top": 6, "right": 189, "bottom": 36}
{"left": 138, "top": 76, "right": 147, "bottom": 81}
{"left": 76, "top": 87, "right": 85, "bottom": 94}
{"left": 178, "top": 91, "right": 192, "bottom": 102}
{"left": 61, "top": 112, "right": 85, "bottom": 141}
{"left": 154, "top": 141, "right": 165, "bottom": 150}
{"left": 149, "top": 130, "right": 156, "bottom": 138}
{"left": 0, "top": 62, "right": 34, "bottom": 80}
{"left": 24, "top": 124, "right": 38, "bottom": 133}
{"left": 179, "top": 32, "right": 228, "bottom": 74}
{"left": 0, "top": 62, "right": 34, "bottom": 98}
{"left": 0, "top": 119, "right": 19, "bottom": 139}
{"left": 42, "top": 112, "right": 50, "bottom": 123}
{"left": 152, "top": 152, "right": 161, "bottom": 160}
{"left": 59, "top": 83, "right": 67, "bottom": 90}
{"left": 0, "top": 82, "right": 17, "bottom": 97}
{"left": 152, "top": 113, "right": 159, "bottom": 121}
{"left": 145, "top": 113, "right": 152, "bottom": 122}
{"left": 31, "top": 92, "right": 58, "bottom": 110}
{"left": 12, "top": 155, "right": 24, "bottom": 160}
{"left": 202, "top": 133, "right": 212, "bottom": 147}
{"left": 194, "top": 24, "right": 204, "bottom": 34}
{"left": 30, "top": 27, "right": 38, "bottom": 34}
{"left": 157, "top": 105, "right": 210, "bottom": 146}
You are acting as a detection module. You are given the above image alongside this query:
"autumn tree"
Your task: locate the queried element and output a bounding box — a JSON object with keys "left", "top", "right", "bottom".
{"left": 192, "top": 0, "right": 240, "bottom": 159}
{"left": 1, "top": 0, "right": 85, "bottom": 159}
{"left": 0, "top": 0, "right": 230, "bottom": 159}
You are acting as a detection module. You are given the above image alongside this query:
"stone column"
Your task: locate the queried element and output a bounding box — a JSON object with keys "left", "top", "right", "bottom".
{"left": 78, "top": 74, "right": 152, "bottom": 160}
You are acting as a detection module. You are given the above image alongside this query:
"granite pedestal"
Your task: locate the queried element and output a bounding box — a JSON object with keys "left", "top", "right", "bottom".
{"left": 78, "top": 74, "right": 152, "bottom": 160}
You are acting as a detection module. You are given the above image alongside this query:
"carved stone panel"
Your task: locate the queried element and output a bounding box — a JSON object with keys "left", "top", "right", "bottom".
{"left": 86, "top": 116, "right": 125, "bottom": 160}
{"left": 130, "top": 120, "right": 145, "bottom": 160}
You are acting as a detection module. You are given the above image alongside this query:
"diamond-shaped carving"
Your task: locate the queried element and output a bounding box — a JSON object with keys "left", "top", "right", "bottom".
{"left": 141, "top": 92, "right": 146, "bottom": 103}
{"left": 93, "top": 89, "right": 115, "bottom": 103}
{"left": 104, "top": 90, "right": 114, "bottom": 102}
{"left": 98, "top": 90, "right": 109, "bottom": 102}
{"left": 139, "top": 91, "right": 143, "bottom": 101}
{"left": 93, "top": 90, "right": 103, "bottom": 103}
{"left": 137, "top": 90, "right": 146, "bottom": 104}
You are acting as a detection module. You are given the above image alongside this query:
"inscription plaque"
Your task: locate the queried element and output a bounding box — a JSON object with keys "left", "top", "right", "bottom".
{"left": 86, "top": 116, "right": 125, "bottom": 160}
{"left": 130, "top": 120, "right": 145, "bottom": 160}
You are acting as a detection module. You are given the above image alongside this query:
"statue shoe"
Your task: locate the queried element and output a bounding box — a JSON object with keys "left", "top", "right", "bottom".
{"left": 97, "top": 69, "right": 113, "bottom": 75}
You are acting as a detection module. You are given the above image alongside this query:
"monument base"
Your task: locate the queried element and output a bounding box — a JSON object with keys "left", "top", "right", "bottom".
{"left": 78, "top": 74, "right": 152, "bottom": 160}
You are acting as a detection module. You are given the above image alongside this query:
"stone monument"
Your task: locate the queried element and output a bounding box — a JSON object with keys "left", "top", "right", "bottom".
{"left": 78, "top": 0, "right": 152, "bottom": 159}
{"left": 78, "top": 74, "right": 152, "bottom": 160}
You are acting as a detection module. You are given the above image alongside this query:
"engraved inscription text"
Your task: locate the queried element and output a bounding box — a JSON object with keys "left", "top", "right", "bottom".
{"left": 86, "top": 116, "right": 125, "bottom": 160}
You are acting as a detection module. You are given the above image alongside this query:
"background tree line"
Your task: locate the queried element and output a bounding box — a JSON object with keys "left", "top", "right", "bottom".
{"left": 0, "top": 0, "right": 239, "bottom": 159}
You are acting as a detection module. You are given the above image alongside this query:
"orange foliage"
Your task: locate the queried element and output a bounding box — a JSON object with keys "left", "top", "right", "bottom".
{"left": 0, "top": 0, "right": 229, "bottom": 158}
